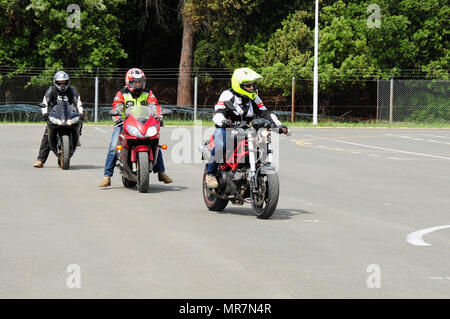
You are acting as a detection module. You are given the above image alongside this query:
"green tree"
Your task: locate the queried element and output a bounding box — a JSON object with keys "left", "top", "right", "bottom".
{"left": 0, "top": 0, "right": 127, "bottom": 84}
{"left": 240, "top": 0, "right": 449, "bottom": 95}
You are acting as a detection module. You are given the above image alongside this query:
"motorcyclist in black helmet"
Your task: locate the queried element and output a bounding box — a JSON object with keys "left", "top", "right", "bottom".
{"left": 33, "top": 71, "right": 84, "bottom": 168}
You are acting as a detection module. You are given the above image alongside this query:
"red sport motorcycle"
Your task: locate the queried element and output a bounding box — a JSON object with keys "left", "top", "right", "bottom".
{"left": 200, "top": 102, "right": 289, "bottom": 219}
{"left": 109, "top": 105, "right": 170, "bottom": 193}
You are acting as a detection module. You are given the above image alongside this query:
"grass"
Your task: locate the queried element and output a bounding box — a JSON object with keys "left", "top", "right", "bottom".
{"left": 1, "top": 119, "right": 450, "bottom": 128}
{"left": 286, "top": 120, "right": 450, "bottom": 128}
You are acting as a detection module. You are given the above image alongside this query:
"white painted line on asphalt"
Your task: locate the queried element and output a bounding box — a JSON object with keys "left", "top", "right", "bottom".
{"left": 387, "top": 134, "right": 450, "bottom": 145}
{"left": 427, "top": 277, "right": 450, "bottom": 280}
{"left": 329, "top": 139, "right": 450, "bottom": 160}
{"left": 420, "top": 134, "right": 450, "bottom": 140}
{"left": 426, "top": 139, "right": 450, "bottom": 145}
{"left": 94, "top": 127, "right": 107, "bottom": 133}
{"left": 406, "top": 225, "right": 450, "bottom": 246}
{"left": 304, "top": 219, "right": 320, "bottom": 223}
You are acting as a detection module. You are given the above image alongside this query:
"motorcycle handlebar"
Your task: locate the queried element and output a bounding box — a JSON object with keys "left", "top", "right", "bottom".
{"left": 224, "top": 121, "right": 289, "bottom": 135}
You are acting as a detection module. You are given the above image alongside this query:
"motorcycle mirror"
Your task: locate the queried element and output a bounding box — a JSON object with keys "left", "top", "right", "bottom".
{"left": 109, "top": 109, "right": 121, "bottom": 116}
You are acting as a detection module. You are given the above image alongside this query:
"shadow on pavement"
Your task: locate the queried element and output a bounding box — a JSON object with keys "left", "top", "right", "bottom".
{"left": 271, "top": 208, "right": 314, "bottom": 220}
{"left": 215, "top": 207, "right": 313, "bottom": 220}
{"left": 69, "top": 165, "right": 105, "bottom": 170}
{"left": 148, "top": 185, "right": 188, "bottom": 193}
{"left": 98, "top": 185, "right": 188, "bottom": 193}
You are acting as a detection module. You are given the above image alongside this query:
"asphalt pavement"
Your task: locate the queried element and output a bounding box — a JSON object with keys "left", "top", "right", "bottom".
{"left": 0, "top": 124, "right": 449, "bottom": 298}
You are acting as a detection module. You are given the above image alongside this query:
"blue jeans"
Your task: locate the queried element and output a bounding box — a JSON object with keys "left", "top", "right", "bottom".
{"left": 104, "top": 125, "right": 165, "bottom": 177}
{"left": 206, "top": 128, "right": 227, "bottom": 175}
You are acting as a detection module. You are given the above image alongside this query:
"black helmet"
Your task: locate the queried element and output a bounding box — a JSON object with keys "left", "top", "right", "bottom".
{"left": 53, "top": 71, "right": 70, "bottom": 92}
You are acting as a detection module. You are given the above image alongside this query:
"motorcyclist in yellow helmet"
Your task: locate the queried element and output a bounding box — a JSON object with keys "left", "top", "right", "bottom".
{"left": 205, "top": 67, "right": 288, "bottom": 188}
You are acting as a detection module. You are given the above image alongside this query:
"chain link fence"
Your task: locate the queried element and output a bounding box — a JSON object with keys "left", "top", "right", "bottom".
{"left": 377, "top": 79, "right": 450, "bottom": 124}
{"left": 0, "top": 75, "right": 313, "bottom": 122}
{"left": 0, "top": 74, "right": 448, "bottom": 124}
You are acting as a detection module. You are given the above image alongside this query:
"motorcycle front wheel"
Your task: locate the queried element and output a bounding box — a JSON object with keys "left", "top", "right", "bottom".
{"left": 251, "top": 172, "right": 279, "bottom": 219}
{"left": 202, "top": 167, "right": 228, "bottom": 211}
{"left": 60, "top": 134, "right": 70, "bottom": 170}
{"left": 137, "top": 152, "right": 150, "bottom": 193}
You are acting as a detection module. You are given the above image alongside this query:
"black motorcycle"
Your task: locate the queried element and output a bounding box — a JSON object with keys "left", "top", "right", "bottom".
{"left": 44, "top": 101, "right": 81, "bottom": 170}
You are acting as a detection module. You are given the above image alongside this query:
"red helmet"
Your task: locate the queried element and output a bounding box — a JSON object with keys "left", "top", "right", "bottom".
{"left": 125, "top": 68, "right": 146, "bottom": 93}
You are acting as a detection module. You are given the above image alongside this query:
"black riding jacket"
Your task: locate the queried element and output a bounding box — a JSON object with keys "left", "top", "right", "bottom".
{"left": 42, "top": 85, "right": 82, "bottom": 110}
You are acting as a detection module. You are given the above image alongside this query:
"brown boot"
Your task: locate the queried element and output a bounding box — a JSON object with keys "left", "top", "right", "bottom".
{"left": 99, "top": 176, "right": 111, "bottom": 187}
{"left": 205, "top": 174, "right": 218, "bottom": 188}
{"left": 77, "top": 140, "right": 81, "bottom": 147}
{"left": 158, "top": 172, "right": 173, "bottom": 184}
{"left": 33, "top": 160, "right": 44, "bottom": 168}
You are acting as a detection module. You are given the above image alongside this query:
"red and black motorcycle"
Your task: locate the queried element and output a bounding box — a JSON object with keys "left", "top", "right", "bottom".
{"left": 200, "top": 103, "right": 289, "bottom": 219}
{"left": 109, "top": 105, "right": 170, "bottom": 193}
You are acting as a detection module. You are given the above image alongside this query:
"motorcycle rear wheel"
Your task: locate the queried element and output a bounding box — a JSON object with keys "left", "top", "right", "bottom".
{"left": 251, "top": 172, "right": 279, "bottom": 219}
{"left": 122, "top": 176, "right": 137, "bottom": 188}
{"left": 202, "top": 168, "right": 228, "bottom": 211}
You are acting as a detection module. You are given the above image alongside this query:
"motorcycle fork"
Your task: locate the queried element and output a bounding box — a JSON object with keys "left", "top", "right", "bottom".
{"left": 247, "top": 131, "right": 259, "bottom": 190}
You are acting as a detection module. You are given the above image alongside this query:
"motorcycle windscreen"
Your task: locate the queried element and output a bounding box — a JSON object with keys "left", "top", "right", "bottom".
{"left": 125, "top": 105, "right": 157, "bottom": 123}
{"left": 50, "top": 101, "right": 79, "bottom": 121}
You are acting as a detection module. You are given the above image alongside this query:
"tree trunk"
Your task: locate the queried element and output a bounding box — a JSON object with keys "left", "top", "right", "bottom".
{"left": 177, "top": 14, "right": 194, "bottom": 106}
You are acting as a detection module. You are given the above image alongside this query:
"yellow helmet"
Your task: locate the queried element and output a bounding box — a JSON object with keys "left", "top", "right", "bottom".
{"left": 231, "top": 67, "right": 262, "bottom": 100}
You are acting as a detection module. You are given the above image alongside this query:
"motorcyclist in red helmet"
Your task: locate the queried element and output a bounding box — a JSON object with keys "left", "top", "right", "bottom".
{"left": 98, "top": 68, "right": 173, "bottom": 187}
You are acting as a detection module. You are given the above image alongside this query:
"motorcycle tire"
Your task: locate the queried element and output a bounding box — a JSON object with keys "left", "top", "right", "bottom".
{"left": 122, "top": 176, "right": 137, "bottom": 188}
{"left": 60, "top": 135, "right": 70, "bottom": 170}
{"left": 202, "top": 167, "right": 228, "bottom": 211}
{"left": 137, "top": 151, "right": 149, "bottom": 193}
{"left": 251, "top": 172, "right": 279, "bottom": 219}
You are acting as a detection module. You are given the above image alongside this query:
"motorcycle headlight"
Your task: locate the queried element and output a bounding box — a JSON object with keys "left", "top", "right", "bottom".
{"left": 145, "top": 125, "right": 158, "bottom": 137}
{"left": 49, "top": 117, "right": 63, "bottom": 125}
{"left": 67, "top": 116, "right": 79, "bottom": 126}
{"left": 127, "top": 124, "right": 145, "bottom": 138}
